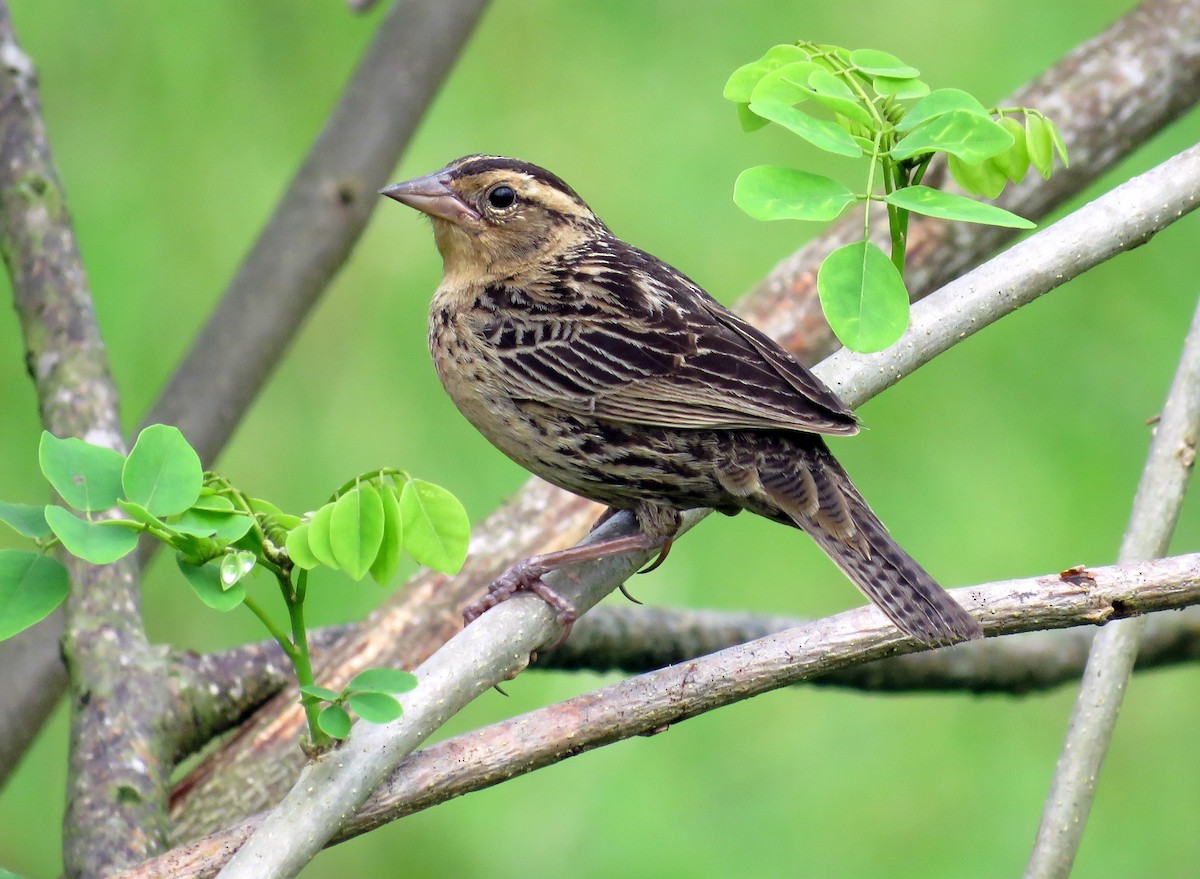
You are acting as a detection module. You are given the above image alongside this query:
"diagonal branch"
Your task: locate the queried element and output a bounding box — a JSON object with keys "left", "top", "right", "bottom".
{"left": 121, "top": 551, "right": 1200, "bottom": 879}
{"left": 167, "top": 0, "right": 1200, "bottom": 836}
{"left": 1026, "top": 295, "right": 1200, "bottom": 877}
{"left": 213, "top": 143, "right": 1200, "bottom": 879}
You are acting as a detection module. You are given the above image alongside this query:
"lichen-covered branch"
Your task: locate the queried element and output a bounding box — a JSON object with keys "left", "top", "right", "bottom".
{"left": 0, "top": 6, "right": 170, "bottom": 876}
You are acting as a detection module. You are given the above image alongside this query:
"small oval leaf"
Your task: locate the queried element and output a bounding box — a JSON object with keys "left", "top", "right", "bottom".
{"left": 369, "top": 484, "right": 404, "bottom": 586}
{"left": 299, "top": 684, "right": 342, "bottom": 702}
{"left": 891, "top": 110, "right": 1013, "bottom": 163}
{"left": 0, "top": 501, "right": 51, "bottom": 540}
{"left": 849, "top": 48, "right": 919, "bottom": 78}
{"left": 176, "top": 555, "right": 246, "bottom": 612}
{"left": 318, "top": 704, "right": 352, "bottom": 739}
{"left": 0, "top": 550, "right": 69, "bottom": 641}
{"left": 817, "top": 241, "right": 910, "bottom": 353}
{"left": 44, "top": 506, "right": 139, "bottom": 565}
{"left": 329, "top": 483, "right": 385, "bottom": 581}
{"left": 122, "top": 425, "right": 203, "bottom": 516}
{"left": 991, "top": 117, "right": 1031, "bottom": 184}
{"left": 722, "top": 44, "right": 809, "bottom": 102}
{"left": 896, "top": 89, "right": 990, "bottom": 133}
{"left": 399, "top": 480, "right": 469, "bottom": 574}
{"left": 38, "top": 432, "right": 126, "bottom": 512}
{"left": 747, "top": 100, "right": 863, "bottom": 157}
{"left": 734, "top": 166, "right": 858, "bottom": 222}
{"left": 285, "top": 523, "right": 320, "bottom": 571}
{"left": 883, "top": 186, "right": 1034, "bottom": 229}
{"left": 306, "top": 503, "right": 339, "bottom": 570}
{"left": 347, "top": 668, "right": 417, "bottom": 694}
{"left": 1025, "top": 113, "right": 1055, "bottom": 179}
{"left": 349, "top": 691, "right": 403, "bottom": 724}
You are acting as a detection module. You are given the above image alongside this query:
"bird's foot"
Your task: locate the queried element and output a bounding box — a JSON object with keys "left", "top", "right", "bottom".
{"left": 463, "top": 558, "right": 579, "bottom": 644}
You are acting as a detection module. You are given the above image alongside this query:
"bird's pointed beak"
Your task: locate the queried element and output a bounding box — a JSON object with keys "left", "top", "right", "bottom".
{"left": 380, "top": 171, "right": 481, "bottom": 225}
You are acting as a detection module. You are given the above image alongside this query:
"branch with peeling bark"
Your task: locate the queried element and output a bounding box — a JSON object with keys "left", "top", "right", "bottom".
{"left": 122, "top": 550, "right": 1200, "bottom": 879}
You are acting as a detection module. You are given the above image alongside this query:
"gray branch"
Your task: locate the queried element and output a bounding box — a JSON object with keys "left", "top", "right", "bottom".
{"left": 1026, "top": 295, "right": 1200, "bottom": 877}
{"left": 121, "top": 551, "right": 1200, "bottom": 879}
{"left": 0, "top": 7, "right": 172, "bottom": 876}
{"left": 212, "top": 142, "right": 1200, "bottom": 879}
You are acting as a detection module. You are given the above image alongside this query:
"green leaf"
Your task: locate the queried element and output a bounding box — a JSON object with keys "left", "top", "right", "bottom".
{"left": 1025, "top": 113, "right": 1055, "bottom": 179}
{"left": 400, "top": 479, "right": 470, "bottom": 574}
{"left": 747, "top": 100, "right": 862, "bottom": 157}
{"left": 0, "top": 551, "right": 69, "bottom": 640}
{"left": 348, "top": 667, "right": 417, "bottom": 694}
{"left": 329, "top": 483, "right": 385, "bottom": 581}
{"left": 44, "top": 506, "right": 138, "bottom": 564}
{"left": 38, "top": 432, "right": 125, "bottom": 512}
{"left": 318, "top": 704, "right": 352, "bottom": 739}
{"left": 219, "top": 550, "right": 255, "bottom": 588}
{"left": 735, "top": 102, "right": 769, "bottom": 132}
{"left": 299, "top": 684, "right": 342, "bottom": 702}
{"left": 883, "top": 186, "right": 1034, "bottom": 228}
{"left": 122, "top": 424, "right": 203, "bottom": 516}
{"left": 896, "top": 89, "right": 990, "bottom": 132}
{"left": 191, "top": 492, "right": 235, "bottom": 512}
{"left": 991, "top": 117, "right": 1031, "bottom": 184}
{"left": 306, "top": 502, "right": 339, "bottom": 570}
{"left": 349, "top": 691, "right": 403, "bottom": 724}
{"left": 817, "top": 241, "right": 910, "bottom": 353}
{"left": 849, "top": 48, "right": 919, "bottom": 78}
{"left": 177, "top": 555, "right": 245, "bottom": 612}
{"left": 285, "top": 523, "right": 320, "bottom": 570}
{"left": 734, "top": 166, "right": 858, "bottom": 222}
{"left": 801, "top": 69, "right": 875, "bottom": 127}
{"left": 872, "top": 76, "right": 929, "bottom": 100}
{"left": 171, "top": 507, "right": 254, "bottom": 542}
{"left": 891, "top": 110, "right": 1013, "bottom": 163}
{"left": 1046, "top": 116, "right": 1069, "bottom": 167}
{"left": 0, "top": 500, "right": 51, "bottom": 540}
{"left": 369, "top": 484, "right": 404, "bottom": 586}
{"left": 723, "top": 44, "right": 809, "bottom": 102}
{"left": 947, "top": 154, "right": 1008, "bottom": 199}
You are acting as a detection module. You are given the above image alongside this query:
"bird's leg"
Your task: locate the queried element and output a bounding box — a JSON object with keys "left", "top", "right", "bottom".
{"left": 463, "top": 531, "right": 667, "bottom": 642}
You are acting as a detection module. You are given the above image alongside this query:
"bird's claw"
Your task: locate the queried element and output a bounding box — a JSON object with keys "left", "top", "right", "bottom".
{"left": 463, "top": 558, "right": 578, "bottom": 647}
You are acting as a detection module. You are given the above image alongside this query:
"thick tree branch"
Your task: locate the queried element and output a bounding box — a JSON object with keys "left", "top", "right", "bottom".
{"left": 167, "top": 1, "right": 1200, "bottom": 837}
{"left": 213, "top": 143, "right": 1200, "bottom": 878}
{"left": 120, "top": 551, "right": 1200, "bottom": 879}
{"left": 0, "top": 7, "right": 171, "bottom": 876}
{"left": 1026, "top": 295, "right": 1200, "bottom": 877}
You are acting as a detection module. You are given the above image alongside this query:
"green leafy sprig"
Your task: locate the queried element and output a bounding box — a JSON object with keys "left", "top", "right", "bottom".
{"left": 0, "top": 424, "right": 470, "bottom": 747}
{"left": 726, "top": 42, "right": 1067, "bottom": 352}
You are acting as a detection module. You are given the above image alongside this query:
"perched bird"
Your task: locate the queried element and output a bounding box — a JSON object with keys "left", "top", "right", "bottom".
{"left": 381, "top": 155, "right": 981, "bottom": 646}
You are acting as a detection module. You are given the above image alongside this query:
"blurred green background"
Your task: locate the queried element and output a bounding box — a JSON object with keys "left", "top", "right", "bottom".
{"left": 2, "top": 1, "right": 1198, "bottom": 876}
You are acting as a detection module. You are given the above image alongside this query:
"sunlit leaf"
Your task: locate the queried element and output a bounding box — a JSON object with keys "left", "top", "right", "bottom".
{"left": 285, "top": 523, "right": 320, "bottom": 570}
{"left": 883, "top": 185, "right": 1034, "bottom": 228}
{"left": 849, "top": 48, "right": 919, "bottom": 78}
{"left": 748, "top": 99, "right": 862, "bottom": 157}
{"left": 947, "top": 154, "right": 1008, "bottom": 199}
{"left": 1025, "top": 113, "right": 1055, "bottom": 179}
{"left": 299, "top": 684, "right": 341, "bottom": 702}
{"left": 735, "top": 102, "right": 770, "bottom": 132}
{"left": 992, "top": 117, "right": 1031, "bottom": 184}
{"left": 896, "top": 89, "right": 991, "bottom": 132}
{"left": 723, "top": 44, "right": 809, "bottom": 102}
{"left": 0, "top": 550, "right": 68, "bottom": 641}
{"left": 800, "top": 69, "right": 874, "bottom": 127}
{"left": 817, "top": 241, "right": 910, "bottom": 353}
{"left": 171, "top": 507, "right": 254, "bottom": 541}
{"left": 734, "top": 166, "right": 858, "bottom": 221}
{"left": 369, "top": 484, "right": 404, "bottom": 586}
{"left": 318, "top": 704, "right": 352, "bottom": 739}
{"left": 892, "top": 110, "right": 1013, "bottom": 163}
{"left": 871, "top": 76, "right": 929, "bottom": 99}
{"left": 306, "top": 502, "right": 339, "bottom": 570}
{"left": 38, "top": 432, "right": 125, "bottom": 513}
{"left": 329, "top": 483, "right": 385, "bottom": 581}
{"left": 399, "top": 480, "right": 470, "bottom": 574}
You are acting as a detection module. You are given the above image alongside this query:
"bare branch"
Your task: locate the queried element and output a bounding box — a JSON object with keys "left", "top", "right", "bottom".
{"left": 119, "top": 552, "right": 1200, "bottom": 879}
{"left": 0, "top": 6, "right": 172, "bottom": 874}
{"left": 1026, "top": 295, "right": 1200, "bottom": 877}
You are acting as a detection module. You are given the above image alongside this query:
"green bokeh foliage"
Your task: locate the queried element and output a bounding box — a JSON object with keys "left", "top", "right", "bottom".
{"left": 1, "top": 1, "right": 1198, "bottom": 877}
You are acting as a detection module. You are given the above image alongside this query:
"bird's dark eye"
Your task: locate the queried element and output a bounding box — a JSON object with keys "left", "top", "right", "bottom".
{"left": 486, "top": 185, "right": 517, "bottom": 210}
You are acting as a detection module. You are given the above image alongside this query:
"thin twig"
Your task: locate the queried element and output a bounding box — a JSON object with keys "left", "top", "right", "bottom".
{"left": 212, "top": 144, "right": 1200, "bottom": 879}
{"left": 1025, "top": 296, "right": 1200, "bottom": 878}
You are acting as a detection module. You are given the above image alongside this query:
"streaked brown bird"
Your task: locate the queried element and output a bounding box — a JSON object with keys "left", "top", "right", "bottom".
{"left": 382, "top": 155, "right": 981, "bottom": 646}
